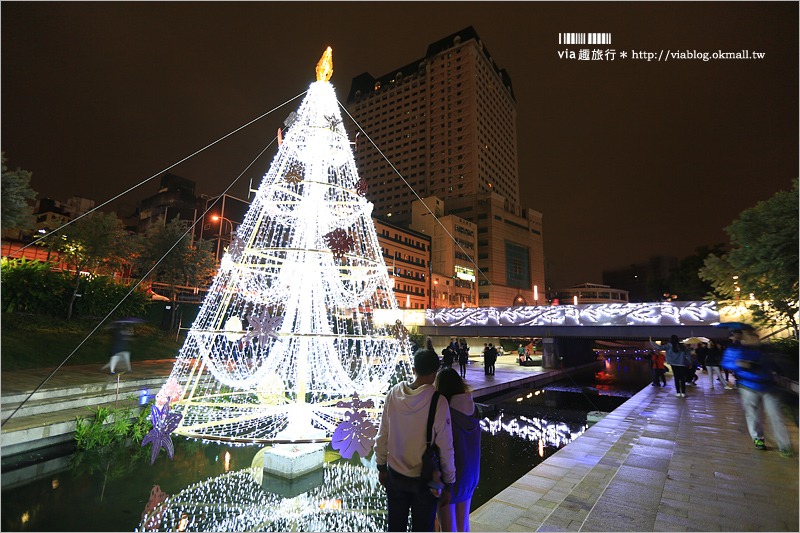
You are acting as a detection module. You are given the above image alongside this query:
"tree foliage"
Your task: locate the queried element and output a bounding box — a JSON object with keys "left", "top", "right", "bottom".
{"left": 1, "top": 153, "right": 37, "bottom": 230}
{"left": 48, "top": 211, "right": 135, "bottom": 318}
{"left": 1, "top": 258, "right": 149, "bottom": 318}
{"left": 134, "top": 217, "right": 216, "bottom": 329}
{"left": 700, "top": 178, "right": 799, "bottom": 338}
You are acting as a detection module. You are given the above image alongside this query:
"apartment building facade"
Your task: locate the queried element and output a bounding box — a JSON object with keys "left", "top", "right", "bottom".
{"left": 374, "top": 217, "right": 431, "bottom": 309}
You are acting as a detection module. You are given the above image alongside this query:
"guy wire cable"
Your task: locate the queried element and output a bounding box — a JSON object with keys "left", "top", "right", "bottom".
{"left": 4, "top": 91, "right": 307, "bottom": 260}
{"left": 1, "top": 138, "right": 277, "bottom": 427}
{"left": 338, "top": 101, "right": 494, "bottom": 291}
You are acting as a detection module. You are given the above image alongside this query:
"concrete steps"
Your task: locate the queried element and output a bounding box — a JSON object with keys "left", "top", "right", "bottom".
{"left": 1, "top": 376, "right": 165, "bottom": 458}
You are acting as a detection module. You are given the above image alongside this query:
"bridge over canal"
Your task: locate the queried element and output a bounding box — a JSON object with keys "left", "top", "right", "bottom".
{"left": 417, "top": 301, "right": 725, "bottom": 368}
{"left": 419, "top": 301, "right": 723, "bottom": 339}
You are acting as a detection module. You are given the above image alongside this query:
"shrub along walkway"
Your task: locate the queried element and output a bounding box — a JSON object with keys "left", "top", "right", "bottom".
{"left": 469, "top": 374, "right": 799, "bottom": 532}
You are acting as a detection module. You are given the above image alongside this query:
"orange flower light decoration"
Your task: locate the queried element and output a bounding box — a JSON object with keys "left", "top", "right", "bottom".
{"left": 316, "top": 46, "right": 333, "bottom": 82}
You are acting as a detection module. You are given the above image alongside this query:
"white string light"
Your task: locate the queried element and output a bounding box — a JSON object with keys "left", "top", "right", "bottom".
{"left": 165, "top": 79, "right": 413, "bottom": 443}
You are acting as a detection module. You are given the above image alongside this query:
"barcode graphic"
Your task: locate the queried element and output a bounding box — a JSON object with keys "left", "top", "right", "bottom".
{"left": 559, "top": 33, "right": 612, "bottom": 45}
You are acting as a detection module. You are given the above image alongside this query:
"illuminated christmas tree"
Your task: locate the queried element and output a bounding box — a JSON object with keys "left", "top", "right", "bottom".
{"left": 164, "top": 48, "right": 412, "bottom": 444}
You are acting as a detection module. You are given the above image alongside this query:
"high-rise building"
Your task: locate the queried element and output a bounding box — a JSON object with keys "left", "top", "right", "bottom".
{"left": 346, "top": 27, "right": 544, "bottom": 308}
{"left": 346, "top": 26, "right": 518, "bottom": 226}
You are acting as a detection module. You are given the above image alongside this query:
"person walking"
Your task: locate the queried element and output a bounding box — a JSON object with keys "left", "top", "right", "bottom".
{"left": 650, "top": 350, "right": 667, "bottom": 387}
{"left": 650, "top": 335, "right": 691, "bottom": 397}
{"left": 435, "top": 368, "right": 480, "bottom": 532}
{"left": 721, "top": 328, "right": 794, "bottom": 457}
{"left": 708, "top": 340, "right": 733, "bottom": 389}
{"left": 457, "top": 345, "right": 469, "bottom": 379}
{"left": 702, "top": 341, "right": 726, "bottom": 390}
{"left": 102, "top": 327, "right": 133, "bottom": 375}
{"left": 374, "top": 342, "right": 456, "bottom": 532}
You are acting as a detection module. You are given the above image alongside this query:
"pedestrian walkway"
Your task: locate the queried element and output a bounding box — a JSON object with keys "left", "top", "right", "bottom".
{"left": 470, "top": 374, "right": 799, "bottom": 532}
{"left": 1, "top": 359, "right": 176, "bottom": 398}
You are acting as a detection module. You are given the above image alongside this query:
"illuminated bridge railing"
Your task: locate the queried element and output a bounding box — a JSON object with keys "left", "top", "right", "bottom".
{"left": 425, "top": 301, "right": 719, "bottom": 329}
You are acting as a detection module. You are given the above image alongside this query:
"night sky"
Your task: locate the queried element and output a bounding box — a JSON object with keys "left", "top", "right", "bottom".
{"left": 3, "top": 2, "right": 798, "bottom": 288}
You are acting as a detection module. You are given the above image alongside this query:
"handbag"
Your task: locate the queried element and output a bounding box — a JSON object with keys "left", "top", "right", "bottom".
{"left": 420, "top": 390, "right": 441, "bottom": 484}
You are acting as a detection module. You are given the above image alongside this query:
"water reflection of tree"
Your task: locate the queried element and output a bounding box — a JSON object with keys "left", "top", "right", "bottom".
{"left": 71, "top": 440, "right": 151, "bottom": 502}
{"left": 139, "top": 462, "right": 386, "bottom": 532}
{"left": 71, "top": 441, "right": 146, "bottom": 478}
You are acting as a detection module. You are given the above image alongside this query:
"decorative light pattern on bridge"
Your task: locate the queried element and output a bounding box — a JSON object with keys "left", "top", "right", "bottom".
{"left": 427, "top": 301, "right": 718, "bottom": 328}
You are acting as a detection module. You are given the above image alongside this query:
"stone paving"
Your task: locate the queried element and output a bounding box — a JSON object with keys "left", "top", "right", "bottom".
{"left": 1, "top": 359, "right": 177, "bottom": 397}
{"left": 470, "top": 374, "right": 799, "bottom": 532}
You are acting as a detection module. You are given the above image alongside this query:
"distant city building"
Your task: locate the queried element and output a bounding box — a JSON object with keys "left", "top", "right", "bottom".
{"left": 374, "top": 217, "right": 431, "bottom": 309}
{"left": 548, "top": 283, "right": 629, "bottom": 305}
{"left": 444, "top": 192, "right": 544, "bottom": 307}
{"left": 602, "top": 256, "right": 678, "bottom": 303}
{"left": 31, "top": 198, "right": 69, "bottom": 234}
{"left": 410, "top": 196, "right": 478, "bottom": 308}
{"left": 0, "top": 195, "right": 97, "bottom": 241}
{"left": 137, "top": 173, "right": 201, "bottom": 234}
{"left": 31, "top": 195, "right": 96, "bottom": 232}
{"left": 346, "top": 27, "right": 544, "bottom": 309}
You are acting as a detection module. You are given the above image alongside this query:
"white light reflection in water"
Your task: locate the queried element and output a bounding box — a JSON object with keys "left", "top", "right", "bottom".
{"left": 136, "top": 462, "right": 386, "bottom": 532}
{"left": 480, "top": 413, "right": 586, "bottom": 448}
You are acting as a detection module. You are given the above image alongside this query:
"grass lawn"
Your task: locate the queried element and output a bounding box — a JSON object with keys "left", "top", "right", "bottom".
{"left": 1, "top": 313, "right": 184, "bottom": 370}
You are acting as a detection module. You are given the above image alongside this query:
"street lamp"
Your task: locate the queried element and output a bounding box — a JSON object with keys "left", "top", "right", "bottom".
{"left": 211, "top": 215, "right": 235, "bottom": 260}
{"left": 211, "top": 215, "right": 234, "bottom": 234}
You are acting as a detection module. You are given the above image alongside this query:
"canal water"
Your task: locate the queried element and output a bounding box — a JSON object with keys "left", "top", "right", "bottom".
{"left": 1, "top": 357, "right": 651, "bottom": 531}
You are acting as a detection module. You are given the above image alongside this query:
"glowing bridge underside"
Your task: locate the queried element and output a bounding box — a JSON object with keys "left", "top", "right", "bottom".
{"left": 420, "top": 301, "right": 726, "bottom": 339}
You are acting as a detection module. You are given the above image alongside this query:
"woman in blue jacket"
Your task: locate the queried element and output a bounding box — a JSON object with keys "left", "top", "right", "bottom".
{"left": 435, "top": 368, "right": 481, "bottom": 531}
{"left": 649, "top": 335, "right": 692, "bottom": 397}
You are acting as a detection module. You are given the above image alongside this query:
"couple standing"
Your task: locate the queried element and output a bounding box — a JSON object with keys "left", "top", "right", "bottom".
{"left": 374, "top": 341, "right": 481, "bottom": 532}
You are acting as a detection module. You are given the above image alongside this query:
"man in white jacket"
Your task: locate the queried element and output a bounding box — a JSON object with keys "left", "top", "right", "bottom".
{"left": 375, "top": 346, "right": 456, "bottom": 531}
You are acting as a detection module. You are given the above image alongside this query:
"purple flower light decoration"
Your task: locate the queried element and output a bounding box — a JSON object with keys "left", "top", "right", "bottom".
{"left": 141, "top": 402, "right": 182, "bottom": 465}
{"left": 332, "top": 393, "right": 377, "bottom": 459}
